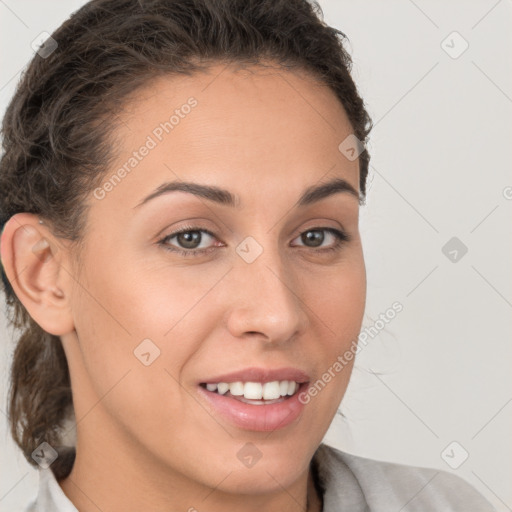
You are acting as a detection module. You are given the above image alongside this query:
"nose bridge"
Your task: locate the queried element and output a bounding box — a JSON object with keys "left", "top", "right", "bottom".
{"left": 226, "top": 235, "right": 308, "bottom": 342}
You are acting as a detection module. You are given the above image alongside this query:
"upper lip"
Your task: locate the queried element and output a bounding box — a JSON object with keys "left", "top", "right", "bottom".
{"left": 200, "top": 366, "right": 310, "bottom": 385}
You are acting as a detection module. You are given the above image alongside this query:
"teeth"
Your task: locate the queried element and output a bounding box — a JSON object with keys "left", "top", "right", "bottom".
{"left": 204, "top": 380, "right": 301, "bottom": 399}
{"left": 262, "top": 381, "right": 281, "bottom": 400}
{"left": 217, "top": 382, "right": 229, "bottom": 395}
{"left": 244, "top": 382, "right": 263, "bottom": 399}
{"left": 229, "top": 381, "right": 244, "bottom": 396}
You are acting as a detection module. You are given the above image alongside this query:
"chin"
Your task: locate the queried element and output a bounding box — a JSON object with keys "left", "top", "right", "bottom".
{"left": 212, "top": 461, "right": 306, "bottom": 495}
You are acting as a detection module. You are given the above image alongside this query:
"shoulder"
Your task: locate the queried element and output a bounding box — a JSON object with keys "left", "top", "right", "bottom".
{"left": 313, "top": 443, "right": 496, "bottom": 512}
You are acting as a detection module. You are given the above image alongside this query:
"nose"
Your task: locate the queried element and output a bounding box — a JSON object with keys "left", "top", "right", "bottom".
{"left": 225, "top": 244, "right": 309, "bottom": 345}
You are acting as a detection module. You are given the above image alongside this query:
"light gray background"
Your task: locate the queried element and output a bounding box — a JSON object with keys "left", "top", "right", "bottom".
{"left": 1, "top": 1, "right": 511, "bottom": 511}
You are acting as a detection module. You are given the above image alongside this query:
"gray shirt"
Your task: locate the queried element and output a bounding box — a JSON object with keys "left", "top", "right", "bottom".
{"left": 25, "top": 442, "right": 496, "bottom": 511}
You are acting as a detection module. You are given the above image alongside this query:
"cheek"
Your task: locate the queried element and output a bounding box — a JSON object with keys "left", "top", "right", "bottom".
{"left": 69, "top": 261, "right": 195, "bottom": 444}
{"left": 74, "top": 240, "right": 223, "bottom": 343}
{"left": 300, "top": 251, "right": 366, "bottom": 411}
{"left": 304, "top": 247, "right": 366, "bottom": 339}
{"left": 69, "top": 245, "right": 228, "bottom": 410}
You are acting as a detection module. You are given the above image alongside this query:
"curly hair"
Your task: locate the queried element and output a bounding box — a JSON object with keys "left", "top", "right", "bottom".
{"left": 0, "top": 0, "right": 372, "bottom": 480}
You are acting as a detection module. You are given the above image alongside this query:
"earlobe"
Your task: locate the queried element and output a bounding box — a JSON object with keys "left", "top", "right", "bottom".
{"left": 0, "top": 213, "right": 75, "bottom": 335}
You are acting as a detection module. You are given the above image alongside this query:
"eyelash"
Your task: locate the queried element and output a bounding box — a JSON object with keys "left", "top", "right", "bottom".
{"left": 157, "top": 225, "right": 351, "bottom": 258}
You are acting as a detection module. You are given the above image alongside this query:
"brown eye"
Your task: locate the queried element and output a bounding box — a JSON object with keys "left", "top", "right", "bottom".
{"left": 175, "top": 231, "right": 203, "bottom": 249}
{"left": 159, "top": 227, "right": 219, "bottom": 257}
{"left": 301, "top": 230, "right": 325, "bottom": 247}
{"left": 293, "top": 228, "right": 350, "bottom": 251}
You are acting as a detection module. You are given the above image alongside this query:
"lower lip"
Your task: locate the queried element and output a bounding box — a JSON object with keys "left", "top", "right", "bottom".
{"left": 197, "top": 383, "right": 309, "bottom": 432}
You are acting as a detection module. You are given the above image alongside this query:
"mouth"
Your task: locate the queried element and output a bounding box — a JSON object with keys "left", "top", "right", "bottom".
{"left": 199, "top": 379, "right": 302, "bottom": 406}
{"left": 197, "top": 378, "right": 310, "bottom": 432}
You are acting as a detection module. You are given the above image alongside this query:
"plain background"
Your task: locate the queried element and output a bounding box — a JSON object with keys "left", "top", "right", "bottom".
{"left": 1, "top": 1, "right": 511, "bottom": 510}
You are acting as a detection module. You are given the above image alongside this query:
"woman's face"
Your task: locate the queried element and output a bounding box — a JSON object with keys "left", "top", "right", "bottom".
{"left": 63, "top": 63, "right": 366, "bottom": 494}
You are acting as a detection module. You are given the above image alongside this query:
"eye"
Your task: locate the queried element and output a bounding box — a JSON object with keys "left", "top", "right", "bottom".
{"left": 157, "top": 226, "right": 350, "bottom": 257}
{"left": 292, "top": 227, "right": 350, "bottom": 253}
{"left": 158, "top": 226, "right": 220, "bottom": 257}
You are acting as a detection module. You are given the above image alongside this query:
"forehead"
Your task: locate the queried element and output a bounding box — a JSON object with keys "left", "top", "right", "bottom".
{"left": 94, "top": 62, "right": 360, "bottom": 212}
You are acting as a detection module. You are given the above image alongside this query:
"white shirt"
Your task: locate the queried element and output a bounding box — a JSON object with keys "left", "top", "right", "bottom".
{"left": 25, "top": 442, "right": 496, "bottom": 511}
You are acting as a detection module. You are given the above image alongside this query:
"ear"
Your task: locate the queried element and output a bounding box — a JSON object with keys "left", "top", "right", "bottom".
{"left": 0, "top": 212, "right": 75, "bottom": 336}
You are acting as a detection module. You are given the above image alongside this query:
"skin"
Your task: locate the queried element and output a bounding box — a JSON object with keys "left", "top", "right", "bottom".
{"left": 1, "top": 62, "right": 366, "bottom": 512}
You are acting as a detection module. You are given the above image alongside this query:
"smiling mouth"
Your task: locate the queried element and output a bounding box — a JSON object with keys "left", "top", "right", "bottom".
{"left": 199, "top": 380, "right": 303, "bottom": 406}
{"left": 197, "top": 379, "right": 309, "bottom": 431}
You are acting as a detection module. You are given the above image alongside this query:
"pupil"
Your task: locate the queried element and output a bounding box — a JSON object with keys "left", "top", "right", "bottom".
{"left": 303, "top": 230, "right": 323, "bottom": 247}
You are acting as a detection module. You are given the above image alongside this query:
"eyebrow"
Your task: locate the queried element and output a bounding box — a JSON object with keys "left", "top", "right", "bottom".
{"left": 134, "top": 177, "right": 361, "bottom": 209}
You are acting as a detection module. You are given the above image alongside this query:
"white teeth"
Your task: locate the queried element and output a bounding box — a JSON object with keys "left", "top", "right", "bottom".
{"left": 204, "top": 379, "right": 301, "bottom": 399}
{"left": 263, "top": 381, "right": 281, "bottom": 400}
{"left": 217, "top": 382, "right": 229, "bottom": 395}
{"left": 244, "top": 382, "right": 263, "bottom": 399}
{"left": 229, "top": 381, "right": 244, "bottom": 396}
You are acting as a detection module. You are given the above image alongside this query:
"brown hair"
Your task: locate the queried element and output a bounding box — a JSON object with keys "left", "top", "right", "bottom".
{"left": 0, "top": 0, "right": 372, "bottom": 479}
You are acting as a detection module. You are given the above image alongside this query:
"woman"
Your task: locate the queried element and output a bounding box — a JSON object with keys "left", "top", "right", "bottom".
{"left": 0, "top": 0, "right": 496, "bottom": 510}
